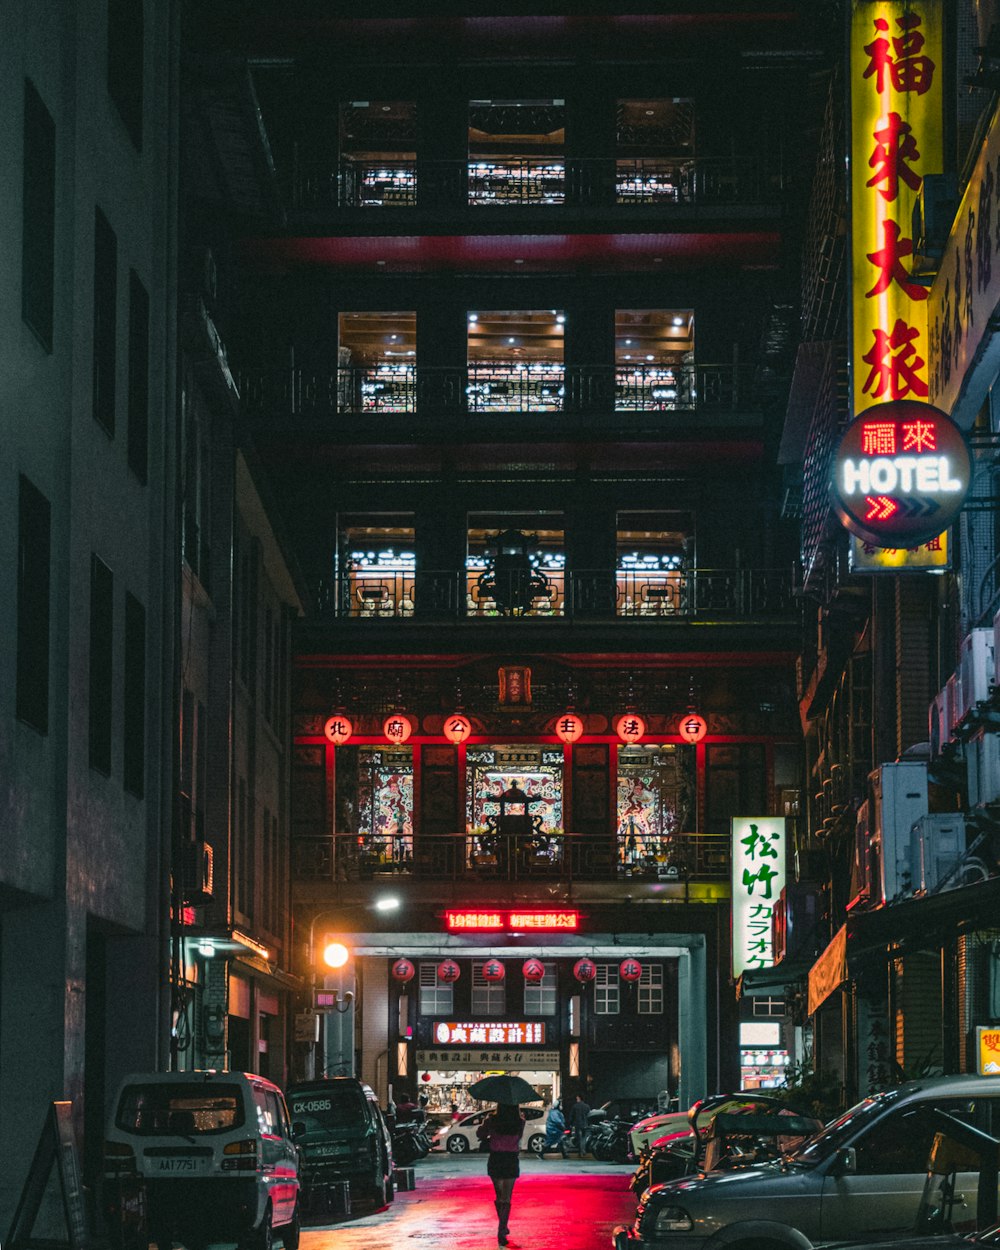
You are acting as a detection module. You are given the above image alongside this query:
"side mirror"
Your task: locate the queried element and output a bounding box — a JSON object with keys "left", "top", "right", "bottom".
{"left": 292, "top": 1120, "right": 306, "bottom": 1139}
{"left": 830, "top": 1147, "right": 857, "bottom": 1177}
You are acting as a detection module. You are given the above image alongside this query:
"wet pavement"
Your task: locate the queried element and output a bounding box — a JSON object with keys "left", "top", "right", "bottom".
{"left": 301, "top": 1153, "right": 637, "bottom": 1250}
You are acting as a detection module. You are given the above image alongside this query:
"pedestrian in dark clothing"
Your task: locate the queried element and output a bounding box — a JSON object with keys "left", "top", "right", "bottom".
{"left": 540, "top": 1099, "right": 568, "bottom": 1158}
{"left": 477, "top": 1103, "right": 525, "bottom": 1245}
{"left": 395, "top": 1092, "right": 418, "bottom": 1123}
{"left": 568, "top": 1094, "right": 592, "bottom": 1155}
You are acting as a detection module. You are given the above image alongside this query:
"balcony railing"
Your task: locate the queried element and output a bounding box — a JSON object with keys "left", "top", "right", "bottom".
{"left": 292, "top": 830, "right": 731, "bottom": 883}
{"left": 319, "top": 567, "right": 797, "bottom": 620}
{"left": 240, "top": 363, "right": 759, "bottom": 420}
{"left": 292, "top": 156, "right": 784, "bottom": 211}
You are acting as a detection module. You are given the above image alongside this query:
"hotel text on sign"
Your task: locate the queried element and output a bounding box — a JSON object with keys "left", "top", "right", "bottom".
{"left": 832, "top": 400, "right": 969, "bottom": 546}
{"left": 444, "top": 910, "right": 579, "bottom": 932}
{"left": 732, "top": 817, "right": 786, "bottom": 978}
{"left": 433, "top": 1021, "right": 546, "bottom": 1046}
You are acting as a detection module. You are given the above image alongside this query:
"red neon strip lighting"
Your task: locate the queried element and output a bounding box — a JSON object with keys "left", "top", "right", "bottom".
{"left": 444, "top": 910, "right": 579, "bottom": 931}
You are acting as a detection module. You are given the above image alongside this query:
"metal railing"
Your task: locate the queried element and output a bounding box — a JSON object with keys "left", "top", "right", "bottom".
{"left": 317, "top": 567, "right": 796, "bottom": 620}
{"left": 240, "top": 363, "right": 759, "bottom": 420}
{"left": 292, "top": 155, "right": 784, "bottom": 211}
{"left": 291, "top": 830, "right": 731, "bottom": 883}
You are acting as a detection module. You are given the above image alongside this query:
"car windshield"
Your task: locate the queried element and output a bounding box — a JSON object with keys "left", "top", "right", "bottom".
{"left": 975, "top": 1225, "right": 1000, "bottom": 1247}
{"left": 786, "top": 1089, "right": 902, "bottom": 1166}
{"left": 288, "top": 1088, "right": 367, "bottom": 1133}
{"left": 116, "top": 1083, "right": 245, "bottom": 1135}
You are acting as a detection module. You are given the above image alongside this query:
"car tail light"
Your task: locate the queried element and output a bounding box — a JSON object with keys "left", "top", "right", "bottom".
{"left": 104, "top": 1141, "right": 137, "bottom": 1173}
{"left": 222, "top": 1138, "right": 260, "bottom": 1171}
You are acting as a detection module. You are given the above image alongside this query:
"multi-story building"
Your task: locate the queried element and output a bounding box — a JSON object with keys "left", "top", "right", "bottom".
{"left": 776, "top": 0, "right": 1000, "bottom": 1104}
{"left": 190, "top": 1, "right": 818, "bottom": 1109}
{"left": 0, "top": 0, "right": 176, "bottom": 1219}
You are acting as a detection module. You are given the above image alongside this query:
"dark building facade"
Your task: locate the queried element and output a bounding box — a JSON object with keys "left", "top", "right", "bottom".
{"left": 185, "top": 1, "right": 819, "bottom": 1111}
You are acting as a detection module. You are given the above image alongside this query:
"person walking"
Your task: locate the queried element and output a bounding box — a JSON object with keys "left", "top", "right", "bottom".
{"left": 477, "top": 1103, "right": 525, "bottom": 1245}
{"left": 539, "top": 1098, "right": 568, "bottom": 1158}
{"left": 568, "top": 1093, "right": 592, "bottom": 1156}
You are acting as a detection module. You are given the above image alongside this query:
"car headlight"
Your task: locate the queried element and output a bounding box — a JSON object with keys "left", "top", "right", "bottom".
{"left": 653, "top": 1206, "right": 693, "bottom": 1234}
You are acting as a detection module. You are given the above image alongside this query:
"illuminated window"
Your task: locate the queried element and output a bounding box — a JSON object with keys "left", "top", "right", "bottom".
{"left": 524, "top": 962, "right": 557, "bottom": 1016}
{"left": 615, "top": 311, "right": 694, "bottom": 413}
{"left": 338, "top": 313, "right": 416, "bottom": 413}
{"left": 594, "top": 964, "right": 620, "bottom": 1015}
{"left": 472, "top": 961, "right": 506, "bottom": 1015}
{"left": 616, "top": 510, "right": 692, "bottom": 617}
{"left": 468, "top": 99, "right": 565, "bottom": 206}
{"left": 616, "top": 99, "right": 695, "bottom": 204}
{"left": 637, "top": 964, "right": 663, "bottom": 1015}
{"left": 419, "top": 962, "right": 453, "bottom": 1015}
{"left": 337, "top": 513, "right": 415, "bottom": 618}
{"left": 466, "top": 514, "right": 564, "bottom": 618}
{"left": 467, "top": 311, "right": 565, "bottom": 414}
{"left": 339, "top": 101, "right": 416, "bottom": 207}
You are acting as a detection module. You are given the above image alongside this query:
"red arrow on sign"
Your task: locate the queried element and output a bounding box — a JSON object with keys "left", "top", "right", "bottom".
{"left": 865, "top": 495, "right": 898, "bottom": 522}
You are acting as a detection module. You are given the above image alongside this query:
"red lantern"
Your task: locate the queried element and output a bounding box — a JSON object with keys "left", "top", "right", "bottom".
{"left": 573, "top": 957, "right": 597, "bottom": 983}
{"left": 678, "top": 713, "right": 707, "bottom": 744}
{"left": 391, "top": 957, "right": 415, "bottom": 983}
{"left": 554, "top": 713, "right": 584, "bottom": 743}
{"left": 383, "top": 713, "right": 413, "bottom": 744}
{"left": 443, "top": 713, "right": 472, "bottom": 744}
{"left": 522, "top": 958, "right": 545, "bottom": 982}
{"left": 482, "top": 958, "right": 505, "bottom": 982}
{"left": 437, "top": 958, "right": 461, "bottom": 983}
{"left": 615, "top": 713, "right": 646, "bottom": 744}
{"left": 620, "top": 958, "right": 643, "bottom": 982}
{"left": 421, "top": 1071, "right": 432, "bottom": 1082}
{"left": 323, "top": 714, "right": 353, "bottom": 746}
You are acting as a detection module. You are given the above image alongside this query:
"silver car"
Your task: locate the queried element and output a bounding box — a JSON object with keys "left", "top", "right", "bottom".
{"left": 615, "top": 1075, "right": 1000, "bottom": 1250}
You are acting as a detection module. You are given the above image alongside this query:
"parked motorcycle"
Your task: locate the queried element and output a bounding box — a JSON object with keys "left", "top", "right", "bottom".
{"left": 587, "top": 1115, "right": 635, "bottom": 1163}
{"left": 390, "top": 1120, "right": 431, "bottom": 1165}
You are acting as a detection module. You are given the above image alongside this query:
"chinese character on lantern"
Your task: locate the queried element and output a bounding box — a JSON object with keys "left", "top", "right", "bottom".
{"left": 615, "top": 713, "right": 646, "bottom": 744}
{"left": 391, "top": 958, "right": 415, "bottom": 983}
{"left": 443, "top": 713, "right": 472, "bottom": 744}
{"left": 619, "top": 958, "right": 643, "bottom": 982}
{"left": 482, "top": 958, "right": 505, "bottom": 982}
{"left": 437, "top": 958, "right": 461, "bottom": 983}
{"left": 323, "top": 714, "right": 353, "bottom": 746}
{"left": 522, "top": 958, "right": 546, "bottom": 982}
{"left": 678, "top": 714, "right": 707, "bottom": 744}
{"left": 383, "top": 713, "right": 413, "bottom": 744}
{"left": 555, "top": 713, "right": 584, "bottom": 743}
{"left": 573, "top": 957, "right": 597, "bottom": 983}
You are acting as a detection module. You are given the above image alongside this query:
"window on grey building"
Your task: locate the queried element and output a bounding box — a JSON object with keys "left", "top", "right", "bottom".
{"left": 127, "top": 270, "right": 149, "bottom": 483}
{"left": 419, "top": 962, "right": 453, "bottom": 1015}
{"left": 93, "top": 209, "right": 117, "bottom": 436}
{"left": 108, "top": 0, "right": 143, "bottom": 149}
{"left": 594, "top": 964, "right": 620, "bottom": 1015}
{"left": 16, "top": 475, "right": 51, "bottom": 733}
{"left": 22, "top": 80, "right": 55, "bottom": 350}
{"left": 123, "top": 591, "right": 145, "bottom": 796}
{"left": 89, "top": 554, "right": 114, "bottom": 774}
{"left": 637, "top": 964, "right": 664, "bottom": 1014}
{"left": 472, "top": 961, "right": 506, "bottom": 1015}
{"left": 752, "top": 996, "right": 785, "bottom": 1018}
{"left": 524, "top": 961, "right": 557, "bottom": 1016}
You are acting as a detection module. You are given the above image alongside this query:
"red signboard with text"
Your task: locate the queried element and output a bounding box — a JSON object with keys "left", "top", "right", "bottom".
{"left": 444, "top": 909, "right": 579, "bottom": 932}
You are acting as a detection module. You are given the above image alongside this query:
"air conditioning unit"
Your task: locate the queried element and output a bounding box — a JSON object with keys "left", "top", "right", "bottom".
{"left": 870, "top": 762, "right": 928, "bottom": 904}
{"left": 181, "top": 838, "right": 214, "bottom": 904}
{"left": 911, "top": 813, "right": 966, "bottom": 894}
{"left": 929, "top": 687, "right": 950, "bottom": 757}
{"left": 772, "top": 884, "right": 821, "bottom": 964}
{"left": 847, "top": 800, "right": 872, "bottom": 912}
{"left": 967, "top": 732, "right": 1000, "bottom": 806}
{"left": 957, "top": 629, "right": 995, "bottom": 723}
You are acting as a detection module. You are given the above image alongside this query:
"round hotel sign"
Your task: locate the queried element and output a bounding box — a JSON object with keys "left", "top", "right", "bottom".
{"left": 831, "top": 401, "right": 970, "bottom": 548}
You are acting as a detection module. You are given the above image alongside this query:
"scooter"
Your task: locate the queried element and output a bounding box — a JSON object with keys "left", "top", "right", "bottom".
{"left": 391, "top": 1120, "right": 430, "bottom": 1165}
{"left": 588, "top": 1115, "right": 634, "bottom": 1163}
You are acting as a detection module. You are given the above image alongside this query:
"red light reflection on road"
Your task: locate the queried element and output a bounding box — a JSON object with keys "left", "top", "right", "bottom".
{"left": 303, "top": 1171, "right": 636, "bottom": 1250}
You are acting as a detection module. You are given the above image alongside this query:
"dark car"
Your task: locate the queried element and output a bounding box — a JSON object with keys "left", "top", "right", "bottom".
{"left": 286, "top": 1078, "right": 394, "bottom": 1211}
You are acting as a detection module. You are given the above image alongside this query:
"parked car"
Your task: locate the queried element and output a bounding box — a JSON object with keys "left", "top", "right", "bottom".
{"left": 615, "top": 1075, "right": 1000, "bottom": 1250}
{"left": 631, "top": 1111, "right": 693, "bottom": 1157}
{"left": 285, "top": 1078, "right": 394, "bottom": 1209}
{"left": 434, "top": 1106, "right": 548, "bottom": 1154}
{"left": 104, "top": 1070, "right": 300, "bottom": 1250}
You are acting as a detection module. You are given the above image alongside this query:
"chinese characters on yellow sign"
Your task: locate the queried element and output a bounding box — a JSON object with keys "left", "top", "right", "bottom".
{"left": 849, "top": 529, "right": 949, "bottom": 571}
{"left": 851, "top": 1, "right": 943, "bottom": 416}
{"left": 731, "top": 818, "right": 786, "bottom": 977}
{"left": 977, "top": 1026, "right": 1000, "bottom": 1075}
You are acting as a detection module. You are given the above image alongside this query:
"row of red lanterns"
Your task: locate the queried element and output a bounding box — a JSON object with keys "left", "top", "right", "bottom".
{"left": 325, "top": 712, "right": 708, "bottom": 747}
{"left": 390, "top": 956, "right": 643, "bottom": 984}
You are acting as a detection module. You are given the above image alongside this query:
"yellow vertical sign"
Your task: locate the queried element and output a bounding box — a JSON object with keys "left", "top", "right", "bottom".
{"left": 850, "top": 2, "right": 944, "bottom": 419}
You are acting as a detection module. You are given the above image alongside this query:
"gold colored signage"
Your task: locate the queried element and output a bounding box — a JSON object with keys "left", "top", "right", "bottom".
{"left": 850, "top": 3, "right": 944, "bottom": 419}
{"left": 808, "top": 925, "right": 848, "bottom": 1016}
{"left": 976, "top": 1026, "right": 1000, "bottom": 1075}
{"left": 850, "top": 529, "right": 949, "bottom": 572}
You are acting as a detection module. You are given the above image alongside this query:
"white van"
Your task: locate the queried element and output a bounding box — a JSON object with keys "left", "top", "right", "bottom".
{"left": 104, "top": 1070, "right": 300, "bottom": 1250}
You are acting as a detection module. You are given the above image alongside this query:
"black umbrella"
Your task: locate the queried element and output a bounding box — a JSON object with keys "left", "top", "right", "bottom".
{"left": 468, "top": 1075, "right": 543, "bottom": 1105}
